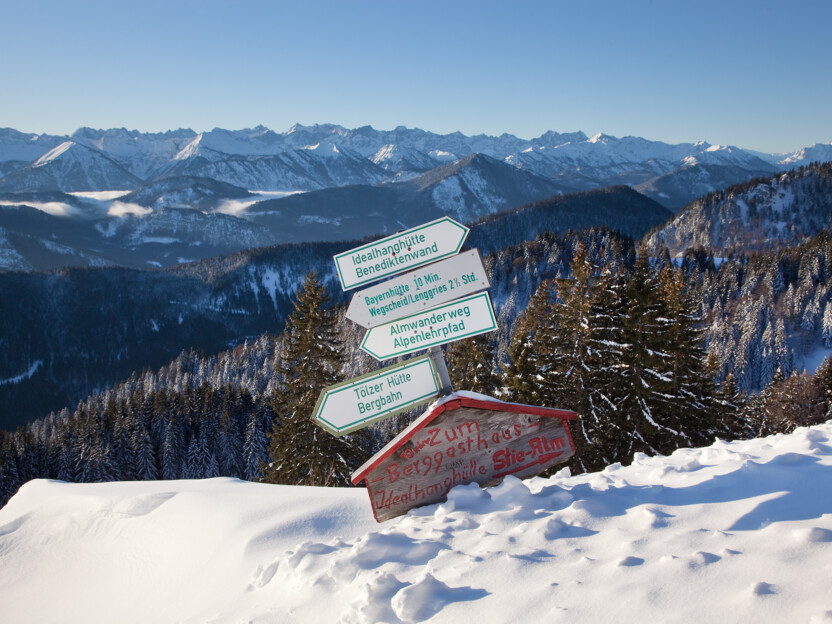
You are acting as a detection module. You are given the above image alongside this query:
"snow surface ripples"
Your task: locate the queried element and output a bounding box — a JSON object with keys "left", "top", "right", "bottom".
{"left": 1, "top": 424, "right": 831, "bottom": 623}
{"left": 248, "top": 424, "right": 832, "bottom": 623}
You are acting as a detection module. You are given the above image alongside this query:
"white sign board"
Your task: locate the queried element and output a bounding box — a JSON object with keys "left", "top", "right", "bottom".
{"left": 360, "top": 292, "right": 497, "bottom": 361}
{"left": 311, "top": 355, "right": 440, "bottom": 436}
{"left": 346, "top": 249, "right": 490, "bottom": 329}
{"left": 333, "top": 217, "right": 470, "bottom": 291}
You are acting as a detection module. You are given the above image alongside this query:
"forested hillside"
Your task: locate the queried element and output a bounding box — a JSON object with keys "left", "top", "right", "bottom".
{"left": 644, "top": 161, "right": 832, "bottom": 256}
{"left": 0, "top": 186, "right": 668, "bottom": 429}
{"left": 3, "top": 164, "right": 832, "bottom": 508}
{"left": 4, "top": 224, "right": 832, "bottom": 505}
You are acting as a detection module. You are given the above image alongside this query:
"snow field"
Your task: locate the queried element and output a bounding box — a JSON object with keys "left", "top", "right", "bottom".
{"left": 1, "top": 423, "right": 831, "bottom": 623}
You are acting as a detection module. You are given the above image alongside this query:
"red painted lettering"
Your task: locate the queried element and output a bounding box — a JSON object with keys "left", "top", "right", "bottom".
{"left": 428, "top": 428, "right": 441, "bottom": 446}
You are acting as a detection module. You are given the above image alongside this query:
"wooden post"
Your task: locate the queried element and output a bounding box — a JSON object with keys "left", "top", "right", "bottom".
{"left": 429, "top": 346, "right": 453, "bottom": 396}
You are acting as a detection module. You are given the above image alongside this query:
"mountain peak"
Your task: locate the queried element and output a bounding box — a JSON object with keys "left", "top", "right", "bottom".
{"left": 173, "top": 134, "right": 204, "bottom": 160}
{"left": 302, "top": 141, "right": 342, "bottom": 158}
{"left": 536, "top": 130, "right": 588, "bottom": 146}
{"left": 588, "top": 133, "right": 614, "bottom": 144}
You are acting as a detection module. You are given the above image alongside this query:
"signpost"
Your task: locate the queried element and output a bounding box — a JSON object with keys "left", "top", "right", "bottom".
{"left": 333, "top": 217, "right": 470, "bottom": 291}
{"left": 311, "top": 355, "right": 441, "bottom": 436}
{"left": 360, "top": 292, "right": 497, "bottom": 361}
{"left": 345, "top": 249, "right": 490, "bottom": 329}
{"left": 314, "top": 214, "right": 579, "bottom": 522}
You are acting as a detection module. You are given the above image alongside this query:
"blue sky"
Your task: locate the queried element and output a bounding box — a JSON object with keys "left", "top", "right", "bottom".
{"left": 1, "top": 0, "right": 829, "bottom": 153}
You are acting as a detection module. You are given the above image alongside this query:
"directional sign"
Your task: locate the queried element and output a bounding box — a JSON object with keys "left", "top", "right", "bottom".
{"left": 360, "top": 291, "right": 497, "bottom": 361}
{"left": 346, "top": 249, "right": 490, "bottom": 329}
{"left": 334, "top": 217, "right": 470, "bottom": 291}
{"left": 312, "top": 355, "right": 441, "bottom": 436}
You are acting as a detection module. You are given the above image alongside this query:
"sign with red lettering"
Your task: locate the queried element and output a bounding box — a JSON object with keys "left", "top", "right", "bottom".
{"left": 351, "top": 393, "right": 578, "bottom": 522}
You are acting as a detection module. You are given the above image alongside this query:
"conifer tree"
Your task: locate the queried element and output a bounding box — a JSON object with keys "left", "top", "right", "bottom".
{"left": 132, "top": 425, "right": 158, "bottom": 481}
{"left": 56, "top": 438, "right": 77, "bottom": 482}
{"left": 608, "top": 249, "right": 689, "bottom": 458}
{"left": 657, "top": 265, "right": 719, "bottom": 445}
{"left": 710, "top": 364, "right": 744, "bottom": 439}
{"left": 814, "top": 356, "right": 832, "bottom": 418}
{"left": 544, "top": 241, "right": 597, "bottom": 415}
{"left": 0, "top": 437, "right": 21, "bottom": 506}
{"left": 218, "top": 399, "right": 243, "bottom": 478}
{"left": 749, "top": 366, "right": 785, "bottom": 437}
{"left": 243, "top": 410, "right": 268, "bottom": 481}
{"left": 445, "top": 333, "right": 500, "bottom": 396}
{"left": 503, "top": 279, "right": 554, "bottom": 404}
{"left": 569, "top": 266, "right": 628, "bottom": 472}
{"left": 263, "top": 271, "right": 367, "bottom": 486}
{"left": 160, "top": 419, "right": 183, "bottom": 480}
{"left": 536, "top": 242, "right": 615, "bottom": 472}
{"left": 185, "top": 428, "right": 219, "bottom": 479}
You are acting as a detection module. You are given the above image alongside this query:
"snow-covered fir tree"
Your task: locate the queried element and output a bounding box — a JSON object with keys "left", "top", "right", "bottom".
{"left": 262, "top": 271, "right": 368, "bottom": 487}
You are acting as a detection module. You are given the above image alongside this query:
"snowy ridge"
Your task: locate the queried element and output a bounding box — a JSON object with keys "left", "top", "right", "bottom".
{"left": 644, "top": 163, "right": 832, "bottom": 255}
{"left": 0, "top": 128, "right": 68, "bottom": 163}
{"left": 0, "top": 226, "right": 31, "bottom": 271}
{"left": 0, "top": 141, "right": 142, "bottom": 193}
{"left": 779, "top": 142, "right": 832, "bottom": 168}
{"left": 173, "top": 134, "right": 205, "bottom": 160}
{"left": 0, "top": 361, "right": 42, "bottom": 386}
{"left": 1, "top": 422, "right": 831, "bottom": 623}
{"left": 32, "top": 141, "right": 74, "bottom": 167}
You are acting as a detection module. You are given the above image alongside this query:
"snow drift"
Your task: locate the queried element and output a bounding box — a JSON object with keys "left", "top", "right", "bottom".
{"left": 1, "top": 423, "right": 831, "bottom": 623}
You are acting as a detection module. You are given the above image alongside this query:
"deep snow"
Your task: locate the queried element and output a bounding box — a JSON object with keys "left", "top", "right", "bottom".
{"left": 1, "top": 423, "right": 831, "bottom": 623}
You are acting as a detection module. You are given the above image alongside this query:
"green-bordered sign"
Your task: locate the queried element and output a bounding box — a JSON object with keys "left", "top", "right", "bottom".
{"left": 346, "top": 249, "right": 490, "bottom": 329}
{"left": 312, "top": 355, "right": 441, "bottom": 436}
{"left": 334, "top": 217, "right": 470, "bottom": 291}
{"left": 360, "top": 291, "right": 497, "bottom": 361}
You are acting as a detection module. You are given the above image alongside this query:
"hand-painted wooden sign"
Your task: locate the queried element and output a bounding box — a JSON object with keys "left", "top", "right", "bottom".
{"left": 346, "top": 249, "right": 490, "bottom": 329}
{"left": 360, "top": 292, "right": 497, "bottom": 361}
{"left": 333, "top": 217, "right": 470, "bottom": 291}
{"left": 351, "top": 393, "right": 578, "bottom": 522}
{"left": 311, "top": 355, "right": 440, "bottom": 436}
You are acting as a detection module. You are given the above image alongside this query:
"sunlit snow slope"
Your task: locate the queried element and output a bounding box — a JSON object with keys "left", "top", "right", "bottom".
{"left": 1, "top": 423, "right": 831, "bottom": 623}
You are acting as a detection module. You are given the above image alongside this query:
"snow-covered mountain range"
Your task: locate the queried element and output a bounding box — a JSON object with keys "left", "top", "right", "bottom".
{"left": 0, "top": 124, "right": 828, "bottom": 271}
{"left": 2, "top": 124, "right": 823, "bottom": 196}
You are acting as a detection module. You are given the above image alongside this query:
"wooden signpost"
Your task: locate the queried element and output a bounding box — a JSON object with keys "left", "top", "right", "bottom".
{"left": 318, "top": 215, "right": 579, "bottom": 522}
{"left": 351, "top": 394, "right": 578, "bottom": 522}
